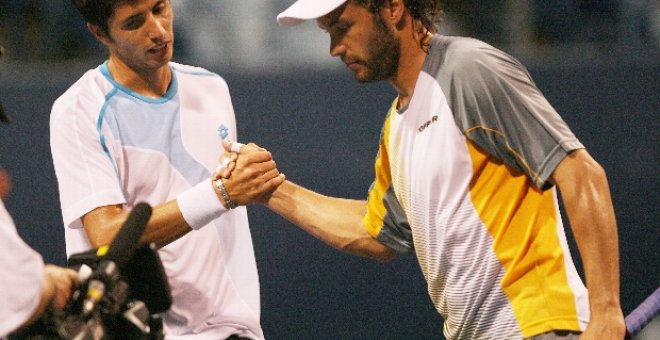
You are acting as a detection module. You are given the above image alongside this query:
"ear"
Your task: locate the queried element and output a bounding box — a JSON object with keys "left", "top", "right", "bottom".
{"left": 87, "top": 23, "right": 112, "bottom": 45}
{"left": 384, "top": 0, "right": 405, "bottom": 26}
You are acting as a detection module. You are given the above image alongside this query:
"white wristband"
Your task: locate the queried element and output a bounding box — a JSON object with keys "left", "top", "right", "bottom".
{"left": 177, "top": 179, "right": 228, "bottom": 230}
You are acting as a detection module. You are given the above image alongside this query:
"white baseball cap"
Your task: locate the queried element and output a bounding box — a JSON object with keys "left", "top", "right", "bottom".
{"left": 277, "top": 0, "right": 348, "bottom": 26}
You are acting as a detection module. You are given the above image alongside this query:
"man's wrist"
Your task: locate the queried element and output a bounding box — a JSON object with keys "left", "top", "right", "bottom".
{"left": 177, "top": 179, "right": 228, "bottom": 230}
{"left": 214, "top": 178, "right": 238, "bottom": 209}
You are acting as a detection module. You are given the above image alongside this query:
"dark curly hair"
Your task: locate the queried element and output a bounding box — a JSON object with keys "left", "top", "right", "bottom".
{"left": 354, "top": 0, "right": 444, "bottom": 34}
{"left": 71, "top": 0, "right": 136, "bottom": 35}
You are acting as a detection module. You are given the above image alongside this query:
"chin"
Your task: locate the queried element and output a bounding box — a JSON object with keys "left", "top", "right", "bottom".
{"left": 152, "top": 57, "right": 172, "bottom": 68}
{"left": 354, "top": 73, "right": 379, "bottom": 83}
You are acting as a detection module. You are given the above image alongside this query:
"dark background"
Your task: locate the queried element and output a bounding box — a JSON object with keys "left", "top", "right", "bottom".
{"left": 0, "top": 58, "right": 658, "bottom": 339}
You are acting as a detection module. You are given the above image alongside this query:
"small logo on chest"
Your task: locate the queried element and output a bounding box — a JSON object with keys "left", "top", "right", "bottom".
{"left": 217, "top": 124, "right": 229, "bottom": 140}
{"left": 418, "top": 115, "right": 438, "bottom": 133}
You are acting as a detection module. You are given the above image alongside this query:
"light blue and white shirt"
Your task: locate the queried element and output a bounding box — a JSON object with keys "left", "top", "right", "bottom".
{"left": 50, "top": 61, "right": 263, "bottom": 339}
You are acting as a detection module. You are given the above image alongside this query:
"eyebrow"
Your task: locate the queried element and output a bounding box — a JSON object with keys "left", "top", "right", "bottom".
{"left": 118, "top": 0, "right": 165, "bottom": 26}
{"left": 319, "top": 15, "right": 343, "bottom": 32}
{"left": 326, "top": 16, "right": 341, "bottom": 29}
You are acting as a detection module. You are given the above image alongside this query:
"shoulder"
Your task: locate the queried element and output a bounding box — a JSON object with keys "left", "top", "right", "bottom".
{"left": 437, "top": 36, "right": 495, "bottom": 55}
{"left": 51, "top": 66, "right": 111, "bottom": 120}
{"left": 425, "top": 35, "right": 532, "bottom": 95}
{"left": 170, "top": 62, "right": 228, "bottom": 91}
{"left": 428, "top": 35, "right": 524, "bottom": 76}
{"left": 170, "top": 62, "right": 227, "bottom": 85}
{"left": 170, "top": 61, "right": 216, "bottom": 76}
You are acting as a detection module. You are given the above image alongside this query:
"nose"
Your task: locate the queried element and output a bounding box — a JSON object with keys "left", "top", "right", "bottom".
{"left": 146, "top": 15, "right": 167, "bottom": 41}
{"left": 329, "top": 36, "right": 346, "bottom": 58}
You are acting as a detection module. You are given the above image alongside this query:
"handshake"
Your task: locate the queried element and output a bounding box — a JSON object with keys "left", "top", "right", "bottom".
{"left": 211, "top": 140, "right": 286, "bottom": 209}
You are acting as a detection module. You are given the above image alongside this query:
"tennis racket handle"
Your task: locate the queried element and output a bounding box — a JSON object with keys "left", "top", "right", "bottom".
{"left": 625, "top": 287, "right": 660, "bottom": 337}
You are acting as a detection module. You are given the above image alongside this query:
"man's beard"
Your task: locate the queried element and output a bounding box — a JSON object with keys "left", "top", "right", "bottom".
{"left": 355, "top": 14, "right": 401, "bottom": 83}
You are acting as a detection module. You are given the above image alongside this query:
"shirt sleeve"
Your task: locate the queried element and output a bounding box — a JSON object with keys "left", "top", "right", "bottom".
{"left": 50, "top": 87, "right": 127, "bottom": 229}
{"left": 438, "top": 38, "right": 583, "bottom": 189}
{"left": 0, "top": 202, "right": 44, "bottom": 338}
{"left": 363, "top": 106, "right": 414, "bottom": 254}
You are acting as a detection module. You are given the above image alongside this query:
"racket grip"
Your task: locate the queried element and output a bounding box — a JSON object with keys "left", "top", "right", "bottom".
{"left": 625, "top": 287, "right": 660, "bottom": 336}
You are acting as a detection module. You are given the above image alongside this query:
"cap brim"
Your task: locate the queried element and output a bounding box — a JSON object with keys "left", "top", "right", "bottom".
{"left": 277, "top": 0, "right": 347, "bottom": 26}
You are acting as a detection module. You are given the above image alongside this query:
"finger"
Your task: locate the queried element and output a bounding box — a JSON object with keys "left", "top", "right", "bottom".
{"left": 247, "top": 142, "right": 266, "bottom": 151}
{"left": 219, "top": 152, "right": 234, "bottom": 166}
{"left": 240, "top": 160, "right": 277, "bottom": 177}
{"left": 215, "top": 151, "right": 238, "bottom": 178}
{"left": 260, "top": 167, "right": 283, "bottom": 182}
{"left": 263, "top": 173, "right": 286, "bottom": 190}
{"left": 215, "top": 161, "right": 236, "bottom": 179}
{"left": 51, "top": 271, "right": 76, "bottom": 310}
{"left": 67, "top": 269, "right": 80, "bottom": 285}
{"left": 222, "top": 140, "right": 233, "bottom": 152}
{"left": 236, "top": 143, "right": 262, "bottom": 155}
{"left": 221, "top": 162, "right": 236, "bottom": 179}
{"left": 256, "top": 174, "right": 285, "bottom": 204}
{"left": 222, "top": 140, "right": 256, "bottom": 154}
{"left": 215, "top": 164, "right": 227, "bottom": 177}
{"left": 53, "top": 290, "right": 71, "bottom": 310}
{"left": 230, "top": 142, "right": 244, "bottom": 153}
{"left": 239, "top": 150, "right": 274, "bottom": 164}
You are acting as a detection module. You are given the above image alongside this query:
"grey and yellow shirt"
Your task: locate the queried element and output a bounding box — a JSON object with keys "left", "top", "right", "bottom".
{"left": 364, "top": 35, "right": 590, "bottom": 339}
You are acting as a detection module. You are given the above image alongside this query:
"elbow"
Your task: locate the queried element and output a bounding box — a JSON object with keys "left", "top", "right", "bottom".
{"left": 339, "top": 238, "right": 396, "bottom": 262}
{"left": 580, "top": 159, "right": 610, "bottom": 194}
{"left": 554, "top": 150, "right": 610, "bottom": 192}
{"left": 83, "top": 225, "right": 117, "bottom": 249}
{"left": 372, "top": 250, "right": 396, "bottom": 262}
{"left": 584, "top": 157, "right": 607, "bottom": 180}
{"left": 86, "top": 235, "right": 112, "bottom": 249}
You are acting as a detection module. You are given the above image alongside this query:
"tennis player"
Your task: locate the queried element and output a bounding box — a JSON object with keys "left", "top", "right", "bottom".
{"left": 49, "top": 1, "right": 283, "bottom": 339}
{"left": 252, "top": 0, "right": 626, "bottom": 339}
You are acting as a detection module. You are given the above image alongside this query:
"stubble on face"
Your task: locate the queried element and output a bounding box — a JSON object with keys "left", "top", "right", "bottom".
{"left": 354, "top": 13, "right": 401, "bottom": 83}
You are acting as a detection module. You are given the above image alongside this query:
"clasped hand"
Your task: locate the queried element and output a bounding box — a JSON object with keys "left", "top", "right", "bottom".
{"left": 212, "top": 141, "right": 284, "bottom": 206}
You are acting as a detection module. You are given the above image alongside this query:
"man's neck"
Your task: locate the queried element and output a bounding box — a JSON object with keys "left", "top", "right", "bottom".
{"left": 107, "top": 57, "right": 172, "bottom": 98}
{"left": 390, "top": 32, "right": 433, "bottom": 110}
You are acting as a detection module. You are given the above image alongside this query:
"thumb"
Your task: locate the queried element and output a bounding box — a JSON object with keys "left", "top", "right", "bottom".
{"left": 222, "top": 140, "right": 233, "bottom": 152}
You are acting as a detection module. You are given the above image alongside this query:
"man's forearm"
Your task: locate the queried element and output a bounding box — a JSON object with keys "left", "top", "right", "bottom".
{"left": 553, "top": 150, "right": 624, "bottom": 338}
{"left": 564, "top": 176, "right": 622, "bottom": 313}
{"left": 266, "top": 181, "right": 394, "bottom": 261}
{"left": 83, "top": 200, "right": 192, "bottom": 249}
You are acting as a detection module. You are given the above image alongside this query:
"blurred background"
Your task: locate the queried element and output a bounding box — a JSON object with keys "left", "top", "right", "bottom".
{"left": 1, "top": 0, "right": 659, "bottom": 68}
{"left": 0, "top": 1, "right": 658, "bottom": 339}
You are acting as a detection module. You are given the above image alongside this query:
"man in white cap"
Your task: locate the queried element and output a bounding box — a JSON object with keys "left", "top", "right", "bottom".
{"left": 254, "top": 0, "right": 626, "bottom": 339}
